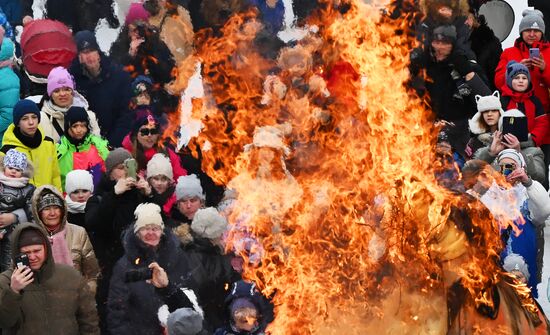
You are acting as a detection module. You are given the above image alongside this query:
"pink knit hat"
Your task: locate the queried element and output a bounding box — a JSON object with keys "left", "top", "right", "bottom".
{"left": 125, "top": 3, "right": 150, "bottom": 26}
{"left": 47, "top": 66, "right": 74, "bottom": 97}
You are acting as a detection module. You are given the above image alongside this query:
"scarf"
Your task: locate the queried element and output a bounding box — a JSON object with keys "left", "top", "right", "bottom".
{"left": 65, "top": 194, "right": 87, "bottom": 214}
{"left": 0, "top": 172, "right": 29, "bottom": 188}
{"left": 47, "top": 224, "right": 74, "bottom": 267}
{"left": 14, "top": 127, "right": 42, "bottom": 149}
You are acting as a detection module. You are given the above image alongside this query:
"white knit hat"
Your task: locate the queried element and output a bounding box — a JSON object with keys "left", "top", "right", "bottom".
{"left": 191, "top": 207, "right": 228, "bottom": 240}
{"left": 147, "top": 153, "right": 173, "bottom": 180}
{"left": 133, "top": 203, "right": 164, "bottom": 234}
{"left": 65, "top": 169, "right": 94, "bottom": 195}
{"left": 175, "top": 174, "right": 205, "bottom": 201}
{"left": 469, "top": 91, "right": 503, "bottom": 135}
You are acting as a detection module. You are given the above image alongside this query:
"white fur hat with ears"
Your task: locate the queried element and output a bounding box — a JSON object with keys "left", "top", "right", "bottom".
{"left": 470, "top": 91, "right": 504, "bottom": 135}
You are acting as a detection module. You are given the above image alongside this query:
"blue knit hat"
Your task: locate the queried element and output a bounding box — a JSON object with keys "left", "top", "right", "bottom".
{"left": 506, "top": 61, "right": 531, "bottom": 89}
{"left": 74, "top": 30, "right": 100, "bottom": 53}
{"left": 3, "top": 149, "right": 28, "bottom": 171}
{"left": 13, "top": 99, "right": 40, "bottom": 126}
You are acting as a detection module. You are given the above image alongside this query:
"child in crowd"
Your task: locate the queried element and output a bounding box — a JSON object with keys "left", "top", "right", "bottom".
{"left": 1, "top": 99, "right": 62, "bottom": 190}
{"left": 466, "top": 91, "right": 503, "bottom": 159}
{"left": 147, "top": 153, "right": 176, "bottom": 216}
{"left": 64, "top": 169, "right": 94, "bottom": 228}
{"left": 214, "top": 280, "right": 273, "bottom": 335}
{"left": 499, "top": 61, "right": 549, "bottom": 147}
{"left": 57, "top": 106, "right": 109, "bottom": 190}
{"left": 0, "top": 149, "right": 35, "bottom": 272}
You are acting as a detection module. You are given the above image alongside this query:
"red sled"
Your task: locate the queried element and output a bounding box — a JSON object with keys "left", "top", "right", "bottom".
{"left": 21, "top": 19, "right": 76, "bottom": 80}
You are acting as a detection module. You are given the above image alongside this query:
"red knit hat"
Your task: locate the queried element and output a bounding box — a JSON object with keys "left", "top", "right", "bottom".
{"left": 125, "top": 3, "right": 150, "bottom": 26}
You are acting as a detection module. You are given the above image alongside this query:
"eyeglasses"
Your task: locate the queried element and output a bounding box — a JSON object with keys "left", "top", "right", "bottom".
{"left": 499, "top": 163, "right": 515, "bottom": 176}
{"left": 139, "top": 128, "right": 159, "bottom": 136}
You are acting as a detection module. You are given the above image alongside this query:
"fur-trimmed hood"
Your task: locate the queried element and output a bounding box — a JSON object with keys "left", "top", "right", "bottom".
{"left": 31, "top": 185, "right": 68, "bottom": 232}
{"left": 0, "top": 155, "right": 34, "bottom": 179}
{"left": 9, "top": 222, "right": 55, "bottom": 280}
{"left": 419, "top": 0, "right": 470, "bottom": 20}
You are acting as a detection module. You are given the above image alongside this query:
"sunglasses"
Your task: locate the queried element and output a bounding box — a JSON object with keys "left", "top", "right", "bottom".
{"left": 139, "top": 128, "right": 159, "bottom": 136}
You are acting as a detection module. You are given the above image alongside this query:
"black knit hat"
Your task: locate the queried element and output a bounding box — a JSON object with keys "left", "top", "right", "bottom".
{"left": 19, "top": 228, "right": 47, "bottom": 248}
{"left": 64, "top": 106, "right": 90, "bottom": 132}
{"left": 74, "top": 31, "right": 100, "bottom": 53}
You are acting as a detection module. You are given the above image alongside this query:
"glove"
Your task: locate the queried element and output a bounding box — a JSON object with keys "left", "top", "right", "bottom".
{"left": 449, "top": 53, "right": 473, "bottom": 77}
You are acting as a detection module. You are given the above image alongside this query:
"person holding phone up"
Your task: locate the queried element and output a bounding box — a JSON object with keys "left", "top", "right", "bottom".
{"left": 495, "top": 9, "right": 550, "bottom": 149}
{"left": 0, "top": 223, "right": 99, "bottom": 334}
{"left": 500, "top": 61, "right": 550, "bottom": 147}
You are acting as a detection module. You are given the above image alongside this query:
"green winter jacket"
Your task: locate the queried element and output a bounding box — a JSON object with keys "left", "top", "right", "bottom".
{"left": 57, "top": 134, "right": 109, "bottom": 191}
{"left": 0, "top": 222, "right": 99, "bottom": 334}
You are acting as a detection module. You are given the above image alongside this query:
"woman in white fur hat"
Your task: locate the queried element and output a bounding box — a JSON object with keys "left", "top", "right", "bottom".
{"left": 466, "top": 91, "right": 503, "bottom": 159}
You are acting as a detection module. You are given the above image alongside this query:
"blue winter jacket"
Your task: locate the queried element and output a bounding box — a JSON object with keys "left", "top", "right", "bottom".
{"left": 69, "top": 53, "right": 133, "bottom": 147}
{"left": 0, "top": 38, "right": 19, "bottom": 141}
{"left": 0, "top": 0, "right": 21, "bottom": 26}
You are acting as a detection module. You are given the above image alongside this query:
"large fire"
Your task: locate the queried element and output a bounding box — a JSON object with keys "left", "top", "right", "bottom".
{"left": 168, "top": 0, "right": 548, "bottom": 333}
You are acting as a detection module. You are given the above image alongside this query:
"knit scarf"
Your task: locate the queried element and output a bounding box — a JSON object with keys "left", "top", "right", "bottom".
{"left": 48, "top": 224, "right": 74, "bottom": 267}
{"left": 65, "top": 194, "right": 86, "bottom": 214}
{"left": 0, "top": 172, "right": 29, "bottom": 188}
{"left": 14, "top": 127, "right": 42, "bottom": 149}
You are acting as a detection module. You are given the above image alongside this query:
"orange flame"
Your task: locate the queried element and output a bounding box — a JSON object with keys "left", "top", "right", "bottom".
{"left": 168, "top": 0, "right": 547, "bottom": 333}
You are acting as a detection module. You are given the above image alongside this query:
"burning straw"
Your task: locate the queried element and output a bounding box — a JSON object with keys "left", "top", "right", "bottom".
{"left": 168, "top": 0, "right": 545, "bottom": 333}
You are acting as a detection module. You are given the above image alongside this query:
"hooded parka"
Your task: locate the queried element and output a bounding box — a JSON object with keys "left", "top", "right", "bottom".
{"left": 0, "top": 222, "right": 99, "bottom": 334}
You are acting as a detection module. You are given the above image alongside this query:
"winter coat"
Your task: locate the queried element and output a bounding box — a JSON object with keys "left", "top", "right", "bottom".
{"left": 176, "top": 224, "right": 240, "bottom": 331}
{"left": 474, "top": 144, "right": 547, "bottom": 187}
{"left": 57, "top": 134, "right": 109, "bottom": 191}
{"left": 412, "top": 49, "right": 486, "bottom": 122}
{"left": 0, "top": 0, "right": 21, "bottom": 26}
{"left": 0, "top": 38, "right": 19, "bottom": 141}
{"left": 0, "top": 222, "right": 99, "bottom": 334}
{"left": 0, "top": 125, "right": 62, "bottom": 191}
{"left": 214, "top": 280, "right": 274, "bottom": 335}
{"left": 149, "top": 186, "right": 177, "bottom": 217}
{"left": 500, "top": 85, "right": 550, "bottom": 146}
{"left": 107, "top": 226, "right": 203, "bottom": 335}
{"left": 469, "top": 17, "right": 502, "bottom": 91}
{"left": 39, "top": 92, "right": 101, "bottom": 143}
{"left": 31, "top": 185, "right": 100, "bottom": 294}
{"left": 148, "top": 5, "right": 194, "bottom": 64}
{"left": 109, "top": 28, "right": 176, "bottom": 86}
{"left": 67, "top": 211, "right": 85, "bottom": 228}
{"left": 84, "top": 175, "right": 146, "bottom": 273}
{"left": 248, "top": 0, "right": 284, "bottom": 34}
{"left": 69, "top": 53, "right": 133, "bottom": 147}
{"left": 495, "top": 39, "right": 550, "bottom": 122}
{"left": 122, "top": 134, "right": 187, "bottom": 180}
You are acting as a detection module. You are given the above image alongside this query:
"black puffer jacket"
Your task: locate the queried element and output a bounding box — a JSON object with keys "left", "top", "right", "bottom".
{"left": 107, "top": 226, "right": 203, "bottom": 335}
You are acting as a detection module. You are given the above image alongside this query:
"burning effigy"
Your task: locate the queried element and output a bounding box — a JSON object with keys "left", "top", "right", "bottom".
{"left": 166, "top": 0, "right": 550, "bottom": 333}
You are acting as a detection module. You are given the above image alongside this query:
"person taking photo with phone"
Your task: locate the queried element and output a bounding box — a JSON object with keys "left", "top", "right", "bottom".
{"left": 495, "top": 149, "right": 550, "bottom": 297}
{"left": 473, "top": 108, "right": 547, "bottom": 186}
{"left": 0, "top": 223, "right": 99, "bottom": 334}
{"left": 495, "top": 9, "right": 550, "bottom": 166}
{"left": 107, "top": 203, "right": 203, "bottom": 335}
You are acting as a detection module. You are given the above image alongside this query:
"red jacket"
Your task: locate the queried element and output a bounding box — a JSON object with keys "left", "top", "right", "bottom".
{"left": 501, "top": 84, "right": 550, "bottom": 145}
{"left": 495, "top": 39, "right": 550, "bottom": 113}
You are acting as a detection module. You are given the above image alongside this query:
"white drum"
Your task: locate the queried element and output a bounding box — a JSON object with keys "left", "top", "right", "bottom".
{"left": 479, "top": 0, "right": 530, "bottom": 49}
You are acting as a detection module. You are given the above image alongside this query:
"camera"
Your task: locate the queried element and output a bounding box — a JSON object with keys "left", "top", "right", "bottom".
{"left": 124, "top": 267, "right": 153, "bottom": 283}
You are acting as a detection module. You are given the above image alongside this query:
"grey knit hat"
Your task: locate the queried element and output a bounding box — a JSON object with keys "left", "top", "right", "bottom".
{"left": 105, "top": 148, "right": 132, "bottom": 175}
{"left": 519, "top": 9, "right": 545, "bottom": 34}
{"left": 167, "top": 308, "right": 204, "bottom": 335}
{"left": 432, "top": 25, "right": 457, "bottom": 43}
{"left": 175, "top": 174, "right": 205, "bottom": 201}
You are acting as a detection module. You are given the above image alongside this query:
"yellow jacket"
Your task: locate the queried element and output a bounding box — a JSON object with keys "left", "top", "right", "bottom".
{"left": 0, "top": 124, "right": 62, "bottom": 190}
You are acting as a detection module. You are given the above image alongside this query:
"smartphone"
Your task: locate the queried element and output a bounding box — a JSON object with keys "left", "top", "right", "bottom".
{"left": 15, "top": 253, "right": 30, "bottom": 269}
{"left": 530, "top": 48, "right": 540, "bottom": 59}
{"left": 124, "top": 158, "right": 137, "bottom": 179}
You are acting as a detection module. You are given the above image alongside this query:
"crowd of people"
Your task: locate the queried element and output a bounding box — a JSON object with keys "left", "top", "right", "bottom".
{"left": 0, "top": 0, "right": 549, "bottom": 334}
